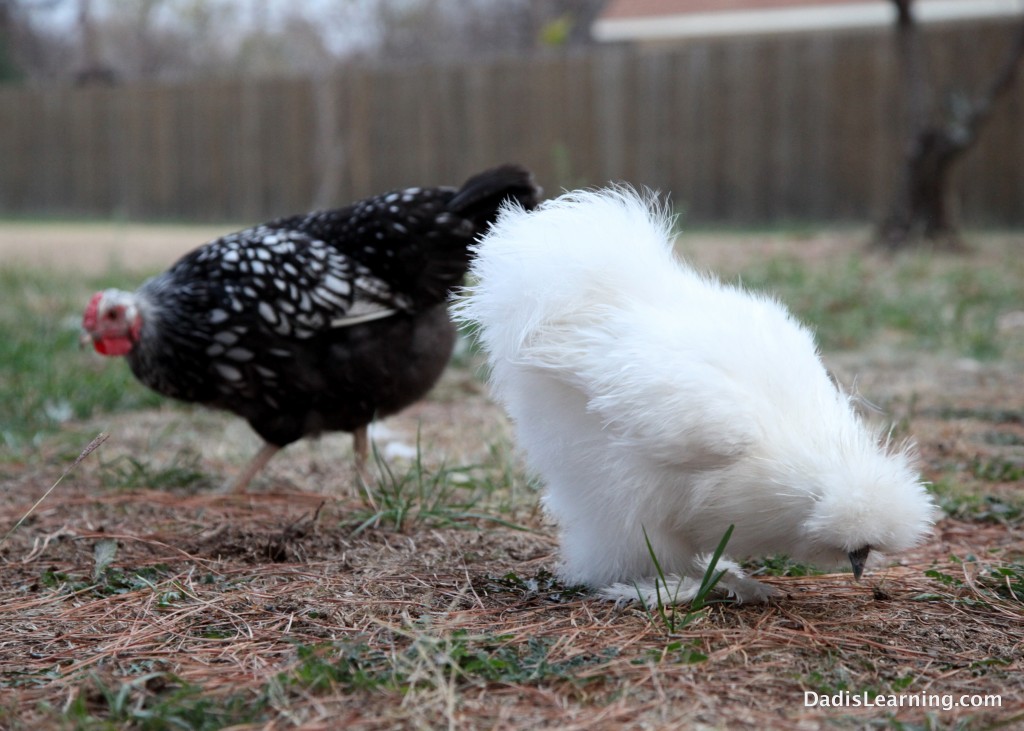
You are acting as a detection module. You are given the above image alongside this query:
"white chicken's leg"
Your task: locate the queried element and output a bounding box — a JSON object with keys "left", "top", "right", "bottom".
{"left": 228, "top": 443, "right": 280, "bottom": 493}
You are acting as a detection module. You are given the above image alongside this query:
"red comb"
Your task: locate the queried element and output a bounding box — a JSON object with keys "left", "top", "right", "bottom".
{"left": 83, "top": 292, "right": 103, "bottom": 331}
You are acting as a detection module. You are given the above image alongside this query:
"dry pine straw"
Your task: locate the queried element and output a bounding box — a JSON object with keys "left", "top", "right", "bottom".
{"left": 2, "top": 358, "right": 1024, "bottom": 730}
{"left": 0, "top": 461, "right": 1021, "bottom": 730}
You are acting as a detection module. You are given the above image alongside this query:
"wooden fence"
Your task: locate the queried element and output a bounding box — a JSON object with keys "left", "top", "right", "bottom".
{"left": 0, "top": 20, "right": 1021, "bottom": 226}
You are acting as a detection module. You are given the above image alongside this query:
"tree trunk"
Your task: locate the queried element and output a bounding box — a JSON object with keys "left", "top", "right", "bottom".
{"left": 878, "top": 128, "right": 964, "bottom": 249}
{"left": 876, "top": 4, "right": 1024, "bottom": 250}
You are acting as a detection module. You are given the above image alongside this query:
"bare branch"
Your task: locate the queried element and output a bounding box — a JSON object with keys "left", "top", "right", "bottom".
{"left": 962, "top": 15, "right": 1024, "bottom": 143}
{"left": 879, "top": 2, "right": 1024, "bottom": 248}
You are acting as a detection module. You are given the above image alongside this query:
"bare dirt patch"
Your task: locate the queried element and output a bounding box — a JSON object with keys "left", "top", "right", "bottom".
{"left": 0, "top": 220, "right": 235, "bottom": 274}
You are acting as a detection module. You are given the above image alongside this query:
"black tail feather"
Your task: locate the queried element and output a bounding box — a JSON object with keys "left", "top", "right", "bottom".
{"left": 447, "top": 164, "right": 541, "bottom": 229}
{"left": 412, "top": 165, "right": 540, "bottom": 305}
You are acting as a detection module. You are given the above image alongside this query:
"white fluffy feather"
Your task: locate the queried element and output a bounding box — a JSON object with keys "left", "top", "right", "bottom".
{"left": 456, "top": 188, "right": 938, "bottom": 605}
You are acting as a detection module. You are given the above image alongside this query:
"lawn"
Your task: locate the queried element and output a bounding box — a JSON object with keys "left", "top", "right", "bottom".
{"left": 1, "top": 224, "right": 1022, "bottom": 729}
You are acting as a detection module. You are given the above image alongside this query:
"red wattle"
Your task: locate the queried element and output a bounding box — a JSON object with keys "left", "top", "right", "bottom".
{"left": 95, "top": 336, "right": 134, "bottom": 356}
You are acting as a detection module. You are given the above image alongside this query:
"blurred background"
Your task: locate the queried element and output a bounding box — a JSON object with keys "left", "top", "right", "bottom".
{"left": 0, "top": 0, "right": 1022, "bottom": 231}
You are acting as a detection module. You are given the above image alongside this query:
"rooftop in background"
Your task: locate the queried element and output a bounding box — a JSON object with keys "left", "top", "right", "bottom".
{"left": 593, "top": 0, "right": 1024, "bottom": 43}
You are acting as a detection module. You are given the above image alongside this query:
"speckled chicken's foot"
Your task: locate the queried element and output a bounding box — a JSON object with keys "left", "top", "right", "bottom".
{"left": 227, "top": 443, "right": 281, "bottom": 493}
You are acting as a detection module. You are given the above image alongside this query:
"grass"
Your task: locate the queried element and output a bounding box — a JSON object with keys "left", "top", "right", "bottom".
{"left": 2, "top": 228, "right": 1023, "bottom": 730}
{"left": 928, "top": 476, "right": 1023, "bottom": 523}
{"left": 729, "top": 249, "right": 1024, "bottom": 358}
{"left": 0, "top": 267, "right": 162, "bottom": 455}
{"left": 46, "top": 629, "right": 622, "bottom": 729}
{"left": 635, "top": 524, "right": 732, "bottom": 636}
{"left": 926, "top": 553, "right": 1024, "bottom": 606}
{"left": 98, "top": 449, "right": 214, "bottom": 491}
{"left": 58, "top": 673, "right": 266, "bottom": 730}
{"left": 351, "top": 435, "right": 532, "bottom": 535}
{"left": 749, "top": 555, "right": 824, "bottom": 577}
{"left": 4, "top": 229, "right": 1023, "bottom": 453}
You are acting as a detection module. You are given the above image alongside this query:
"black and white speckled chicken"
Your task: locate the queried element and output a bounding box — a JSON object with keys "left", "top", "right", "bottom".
{"left": 82, "top": 165, "right": 540, "bottom": 492}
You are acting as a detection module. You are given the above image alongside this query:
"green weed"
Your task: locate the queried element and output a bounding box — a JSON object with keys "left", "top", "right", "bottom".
{"left": 929, "top": 477, "right": 1022, "bottom": 523}
{"left": 978, "top": 563, "right": 1024, "bottom": 605}
{"left": 98, "top": 449, "right": 213, "bottom": 490}
{"left": 932, "top": 406, "right": 1024, "bottom": 424}
{"left": 635, "top": 639, "right": 708, "bottom": 665}
{"left": 749, "top": 554, "right": 822, "bottom": 577}
{"left": 483, "top": 568, "right": 589, "bottom": 603}
{"left": 275, "top": 632, "right": 614, "bottom": 698}
{"left": 352, "top": 435, "right": 527, "bottom": 534}
{"left": 59, "top": 672, "right": 266, "bottom": 730}
{"left": 278, "top": 643, "right": 395, "bottom": 693}
{"left": 427, "top": 631, "right": 615, "bottom": 686}
{"left": 38, "top": 563, "right": 182, "bottom": 601}
{"left": 634, "top": 523, "right": 733, "bottom": 636}
{"left": 796, "top": 659, "right": 927, "bottom": 705}
{"left": 971, "top": 456, "right": 1024, "bottom": 483}
{"left": 920, "top": 556, "right": 1024, "bottom": 606}
{"left": 980, "top": 430, "right": 1024, "bottom": 447}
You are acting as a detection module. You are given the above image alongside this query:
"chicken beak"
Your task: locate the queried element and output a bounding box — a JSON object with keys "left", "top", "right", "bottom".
{"left": 79, "top": 331, "right": 94, "bottom": 350}
{"left": 848, "top": 546, "right": 871, "bottom": 581}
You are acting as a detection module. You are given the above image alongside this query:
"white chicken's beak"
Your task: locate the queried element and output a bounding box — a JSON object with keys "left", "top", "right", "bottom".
{"left": 848, "top": 546, "right": 871, "bottom": 581}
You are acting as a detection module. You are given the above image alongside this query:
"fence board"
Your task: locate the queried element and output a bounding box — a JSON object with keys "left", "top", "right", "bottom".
{"left": 0, "top": 20, "right": 1021, "bottom": 226}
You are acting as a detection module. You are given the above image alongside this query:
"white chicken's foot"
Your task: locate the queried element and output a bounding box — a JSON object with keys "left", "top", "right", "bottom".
{"left": 693, "top": 555, "right": 780, "bottom": 603}
{"left": 227, "top": 443, "right": 281, "bottom": 493}
{"left": 599, "top": 557, "right": 779, "bottom": 607}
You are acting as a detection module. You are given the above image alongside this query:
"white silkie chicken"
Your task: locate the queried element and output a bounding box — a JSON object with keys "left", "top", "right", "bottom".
{"left": 456, "top": 188, "right": 937, "bottom": 605}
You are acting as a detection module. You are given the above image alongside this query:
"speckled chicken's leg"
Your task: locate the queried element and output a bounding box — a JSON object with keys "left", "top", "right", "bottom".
{"left": 228, "top": 443, "right": 281, "bottom": 493}
{"left": 352, "top": 426, "right": 372, "bottom": 486}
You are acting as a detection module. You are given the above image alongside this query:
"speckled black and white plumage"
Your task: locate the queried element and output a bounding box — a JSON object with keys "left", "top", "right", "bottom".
{"left": 83, "top": 165, "right": 540, "bottom": 489}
